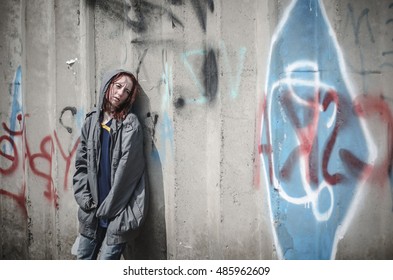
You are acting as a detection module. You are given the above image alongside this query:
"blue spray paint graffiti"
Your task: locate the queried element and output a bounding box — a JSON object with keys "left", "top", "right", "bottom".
{"left": 9, "top": 66, "right": 23, "bottom": 132}
{"left": 158, "top": 61, "right": 174, "bottom": 162}
{"left": 2, "top": 66, "right": 23, "bottom": 154}
{"left": 182, "top": 49, "right": 213, "bottom": 105}
{"left": 260, "top": 0, "right": 372, "bottom": 259}
{"left": 219, "top": 41, "right": 247, "bottom": 99}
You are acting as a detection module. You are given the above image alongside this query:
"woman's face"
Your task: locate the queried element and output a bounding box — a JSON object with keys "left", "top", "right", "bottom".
{"left": 108, "top": 75, "right": 133, "bottom": 108}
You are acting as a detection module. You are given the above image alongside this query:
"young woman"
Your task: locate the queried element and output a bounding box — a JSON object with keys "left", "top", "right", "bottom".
{"left": 73, "top": 69, "right": 148, "bottom": 260}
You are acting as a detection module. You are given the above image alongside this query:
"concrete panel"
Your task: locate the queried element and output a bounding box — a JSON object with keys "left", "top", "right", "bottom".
{"left": 0, "top": 0, "right": 27, "bottom": 260}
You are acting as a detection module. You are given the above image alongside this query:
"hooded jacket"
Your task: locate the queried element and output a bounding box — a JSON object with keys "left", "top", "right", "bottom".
{"left": 73, "top": 69, "right": 148, "bottom": 245}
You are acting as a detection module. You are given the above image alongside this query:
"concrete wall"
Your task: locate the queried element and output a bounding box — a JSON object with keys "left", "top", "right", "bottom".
{"left": 1, "top": 0, "right": 392, "bottom": 260}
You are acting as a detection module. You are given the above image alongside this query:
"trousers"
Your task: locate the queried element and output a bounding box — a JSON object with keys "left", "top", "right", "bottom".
{"left": 76, "top": 226, "right": 126, "bottom": 260}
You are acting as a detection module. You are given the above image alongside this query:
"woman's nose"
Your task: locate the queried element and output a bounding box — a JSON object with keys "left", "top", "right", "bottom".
{"left": 116, "top": 87, "right": 126, "bottom": 96}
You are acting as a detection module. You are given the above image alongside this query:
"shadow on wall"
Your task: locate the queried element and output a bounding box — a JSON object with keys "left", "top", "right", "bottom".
{"left": 124, "top": 85, "right": 167, "bottom": 260}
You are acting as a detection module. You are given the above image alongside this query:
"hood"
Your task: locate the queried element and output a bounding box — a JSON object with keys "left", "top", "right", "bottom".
{"left": 98, "top": 68, "right": 135, "bottom": 112}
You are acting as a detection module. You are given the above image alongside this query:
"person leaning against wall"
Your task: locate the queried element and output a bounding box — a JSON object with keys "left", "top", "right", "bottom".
{"left": 72, "top": 69, "right": 148, "bottom": 260}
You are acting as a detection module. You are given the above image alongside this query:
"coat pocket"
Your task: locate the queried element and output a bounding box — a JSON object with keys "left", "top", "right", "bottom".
{"left": 109, "top": 199, "right": 139, "bottom": 234}
{"left": 78, "top": 207, "right": 96, "bottom": 225}
{"left": 109, "top": 185, "right": 147, "bottom": 234}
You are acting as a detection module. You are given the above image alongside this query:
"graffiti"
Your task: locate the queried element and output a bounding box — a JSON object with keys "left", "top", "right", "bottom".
{"left": 54, "top": 131, "right": 80, "bottom": 190}
{"left": 202, "top": 48, "right": 219, "bottom": 102}
{"left": 344, "top": 1, "right": 393, "bottom": 91}
{"left": 136, "top": 48, "right": 149, "bottom": 79}
{"left": 1, "top": 68, "right": 81, "bottom": 214}
{"left": 126, "top": 0, "right": 214, "bottom": 34}
{"left": 159, "top": 56, "right": 175, "bottom": 162}
{"left": 382, "top": 2, "right": 393, "bottom": 69}
{"left": 220, "top": 41, "right": 247, "bottom": 100}
{"left": 259, "top": 0, "right": 379, "bottom": 259}
{"left": 140, "top": 40, "right": 247, "bottom": 162}
{"left": 345, "top": 2, "right": 378, "bottom": 91}
{"left": 3, "top": 65, "right": 23, "bottom": 155}
{"left": 182, "top": 48, "right": 218, "bottom": 104}
{"left": 59, "top": 106, "right": 78, "bottom": 134}
{"left": 346, "top": 3, "right": 375, "bottom": 46}
{"left": 190, "top": 0, "right": 215, "bottom": 32}
{"left": 9, "top": 66, "right": 23, "bottom": 134}
{"left": 353, "top": 94, "right": 393, "bottom": 187}
{"left": 97, "top": 0, "right": 247, "bottom": 165}
{"left": 136, "top": 43, "right": 247, "bottom": 164}
{"left": 125, "top": 0, "right": 184, "bottom": 34}
{"left": 0, "top": 116, "right": 80, "bottom": 213}
{"left": 181, "top": 42, "right": 247, "bottom": 106}
{"left": 254, "top": 95, "right": 266, "bottom": 189}
{"left": 95, "top": 0, "right": 214, "bottom": 36}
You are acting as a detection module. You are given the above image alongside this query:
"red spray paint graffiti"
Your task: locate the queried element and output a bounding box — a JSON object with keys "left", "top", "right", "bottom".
{"left": 0, "top": 115, "right": 80, "bottom": 215}
{"left": 353, "top": 94, "right": 393, "bottom": 187}
{"left": 257, "top": 92, "right": 393, "bottom": 190}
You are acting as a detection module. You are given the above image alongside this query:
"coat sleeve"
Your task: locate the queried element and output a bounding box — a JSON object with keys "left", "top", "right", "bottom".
{"left": 96, "top": 114, "right": 145, "bottom": 219}
{"left": 73, "top": 114, "right": 96, "bottom": 211}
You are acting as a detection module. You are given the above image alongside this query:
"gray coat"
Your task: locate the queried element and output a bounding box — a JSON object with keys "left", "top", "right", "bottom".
{"left": 73, "top": 69, "right": 148, "bottom": 245}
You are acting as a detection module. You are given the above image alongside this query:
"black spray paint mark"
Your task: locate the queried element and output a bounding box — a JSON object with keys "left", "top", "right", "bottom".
{"left": 94, "top": 0, "right": 215, "bottom": 35}
{"left": 59, "top": 107, "right": 77, "bottom": 134}
{"left": 190, "top": 0, "right": 215, "bottom": 32}
{"left": 347, "top": 3, "right": 375, "bottom": 45}
{"left": 202, "top": 48, "right": 218, "bottom": 103}
{"left": 127, "top": 0, "right": 184, "bottom": 33}
{"left": 136, "top": 48, "right": 149, "bottom": 79}
{"left": 174, "top": 97, "right": 185, "bottom": 109}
